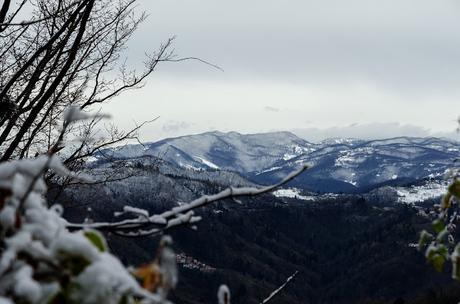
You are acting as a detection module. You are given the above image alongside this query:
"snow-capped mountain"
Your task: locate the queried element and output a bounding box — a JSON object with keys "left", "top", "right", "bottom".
{"left": 99, "top": 131, "right": 459, "bottom": 194}
{"left": 255, "top": 136, "right": 459, "bottom": 193}
{"left": 103, "top": 131, "right": 315, "bottom": 173}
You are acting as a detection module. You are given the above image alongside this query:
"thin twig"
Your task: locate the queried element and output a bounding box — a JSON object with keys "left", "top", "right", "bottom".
{"left": 65, "top": 165, "right": 309, "bottom": 236}
{"left": 163, "top": 56, "right": 224, "bottom": 72}
{"left": 260, "top": 271, "right": 299, "bottom": 304}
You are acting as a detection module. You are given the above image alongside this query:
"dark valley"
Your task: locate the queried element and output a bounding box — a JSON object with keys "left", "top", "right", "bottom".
{"left": 58, "top": 131, "right": 460, "bottom": 304}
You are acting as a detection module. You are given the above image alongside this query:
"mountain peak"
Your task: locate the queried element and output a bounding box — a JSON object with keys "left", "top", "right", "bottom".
{"left": 100, "top": 132, "right": 458, "bottom": 194}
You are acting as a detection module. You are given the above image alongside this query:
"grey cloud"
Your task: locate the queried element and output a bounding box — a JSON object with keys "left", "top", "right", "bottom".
{"left": 129, "top": 0, "right": 460, "bottom": 95}
{"left": 103, "top": 1, "right": 460, "bottom": 141}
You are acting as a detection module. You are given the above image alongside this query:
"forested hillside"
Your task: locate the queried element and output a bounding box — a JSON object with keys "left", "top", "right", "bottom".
{"left": 59, "top": 155, "right": 459, "bottom": 304}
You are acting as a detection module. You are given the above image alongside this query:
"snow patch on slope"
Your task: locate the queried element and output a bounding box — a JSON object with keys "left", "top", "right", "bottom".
{"left": 194, "top": 156, "right": 220, "bottom": 170}
{"left": 256, "top": 166, "right": 283, "bottom": 175}
{"left": 396, "top": 182, "right": 447, "bottom": 204}
{"left": 272, "top": 188, "right": 315, "bottom": 201}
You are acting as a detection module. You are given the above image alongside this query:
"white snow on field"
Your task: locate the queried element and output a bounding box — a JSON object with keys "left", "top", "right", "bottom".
{"left": 396, "top": 182, "right": 447, "bottom": 204}
{"left": 194, "top": 156, "right": 220, "bottom": 169}
{"left": 272, "top": 188, "right": 315, "bottom": 201}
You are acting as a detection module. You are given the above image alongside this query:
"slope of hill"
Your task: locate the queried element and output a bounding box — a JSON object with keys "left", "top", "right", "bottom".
{"left": 59, "top": 144, "right": 460, "bottom": 304}
{"left": 255, "top": 136, "right": 459, "bottom": 193}
{"left": 99, "top": 132, "right": 459, "bottom": 193}
{"left": 103, "top": 131, "right": 315, "bottom": 173}
{"left": 60, "top": 160, "right": 455, "bottom": 304}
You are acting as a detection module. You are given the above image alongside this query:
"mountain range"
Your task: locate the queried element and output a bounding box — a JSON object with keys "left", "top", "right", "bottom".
{"left": 99, "top": 131, "right": 459, "bottom": 194}
{"left": 61, "top": 131, "right": 460, "bottom": 304}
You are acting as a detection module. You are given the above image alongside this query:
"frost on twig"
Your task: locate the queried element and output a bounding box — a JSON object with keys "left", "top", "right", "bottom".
{"left": 0, "top": 100, "right": 310, "bottom": 303}
{"left": 0, "top": 155, "right": 170, "bottom": 303}
{"left": 260, "top": 271, "right": 299, "bottom": 304}
{"left": 66, "top": 164, "right": 309, "bottom": 237}
{"left": 0, "top": 138, "right": 307, "bottom": 303}
{"left": 0, "top": 108, "right": 172, "bottom": 303}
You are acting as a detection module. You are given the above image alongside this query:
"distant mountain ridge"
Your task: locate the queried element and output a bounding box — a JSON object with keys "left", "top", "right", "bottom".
{"left": 100, "top": 131, "right": 459, "bottom": 194}
{"left": 73, "top": 132, "right": 460, "bottom": 304}
{"left": 105, "top": 131, "right": 315, "bottom": 172}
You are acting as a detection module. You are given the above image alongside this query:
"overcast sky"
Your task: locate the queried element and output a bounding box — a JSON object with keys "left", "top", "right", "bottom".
{"left": 103, "top": 0, "right": 460, "bottom": 142}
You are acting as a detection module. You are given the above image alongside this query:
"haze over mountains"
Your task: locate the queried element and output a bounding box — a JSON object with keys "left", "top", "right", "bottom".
{"left": 101, "top": 131, "right": 459, "bottom": 194}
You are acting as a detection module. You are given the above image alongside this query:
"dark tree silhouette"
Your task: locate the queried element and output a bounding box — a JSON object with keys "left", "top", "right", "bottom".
{"left": 0, "top": 0, "right": 174, "bottom": 165}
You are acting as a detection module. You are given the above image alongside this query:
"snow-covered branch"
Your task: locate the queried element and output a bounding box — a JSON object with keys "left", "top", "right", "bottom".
{"left": 0, "top": 156, "right": 172, "bottom": 303}
{"left": 66, "top": 164, "right": 309, "bottom": 236}
{"left": 0, "top": 106, "right": 176, "bottom": 303}
{"left": 260, "top": 271, "right": 298, "bottom": 304}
